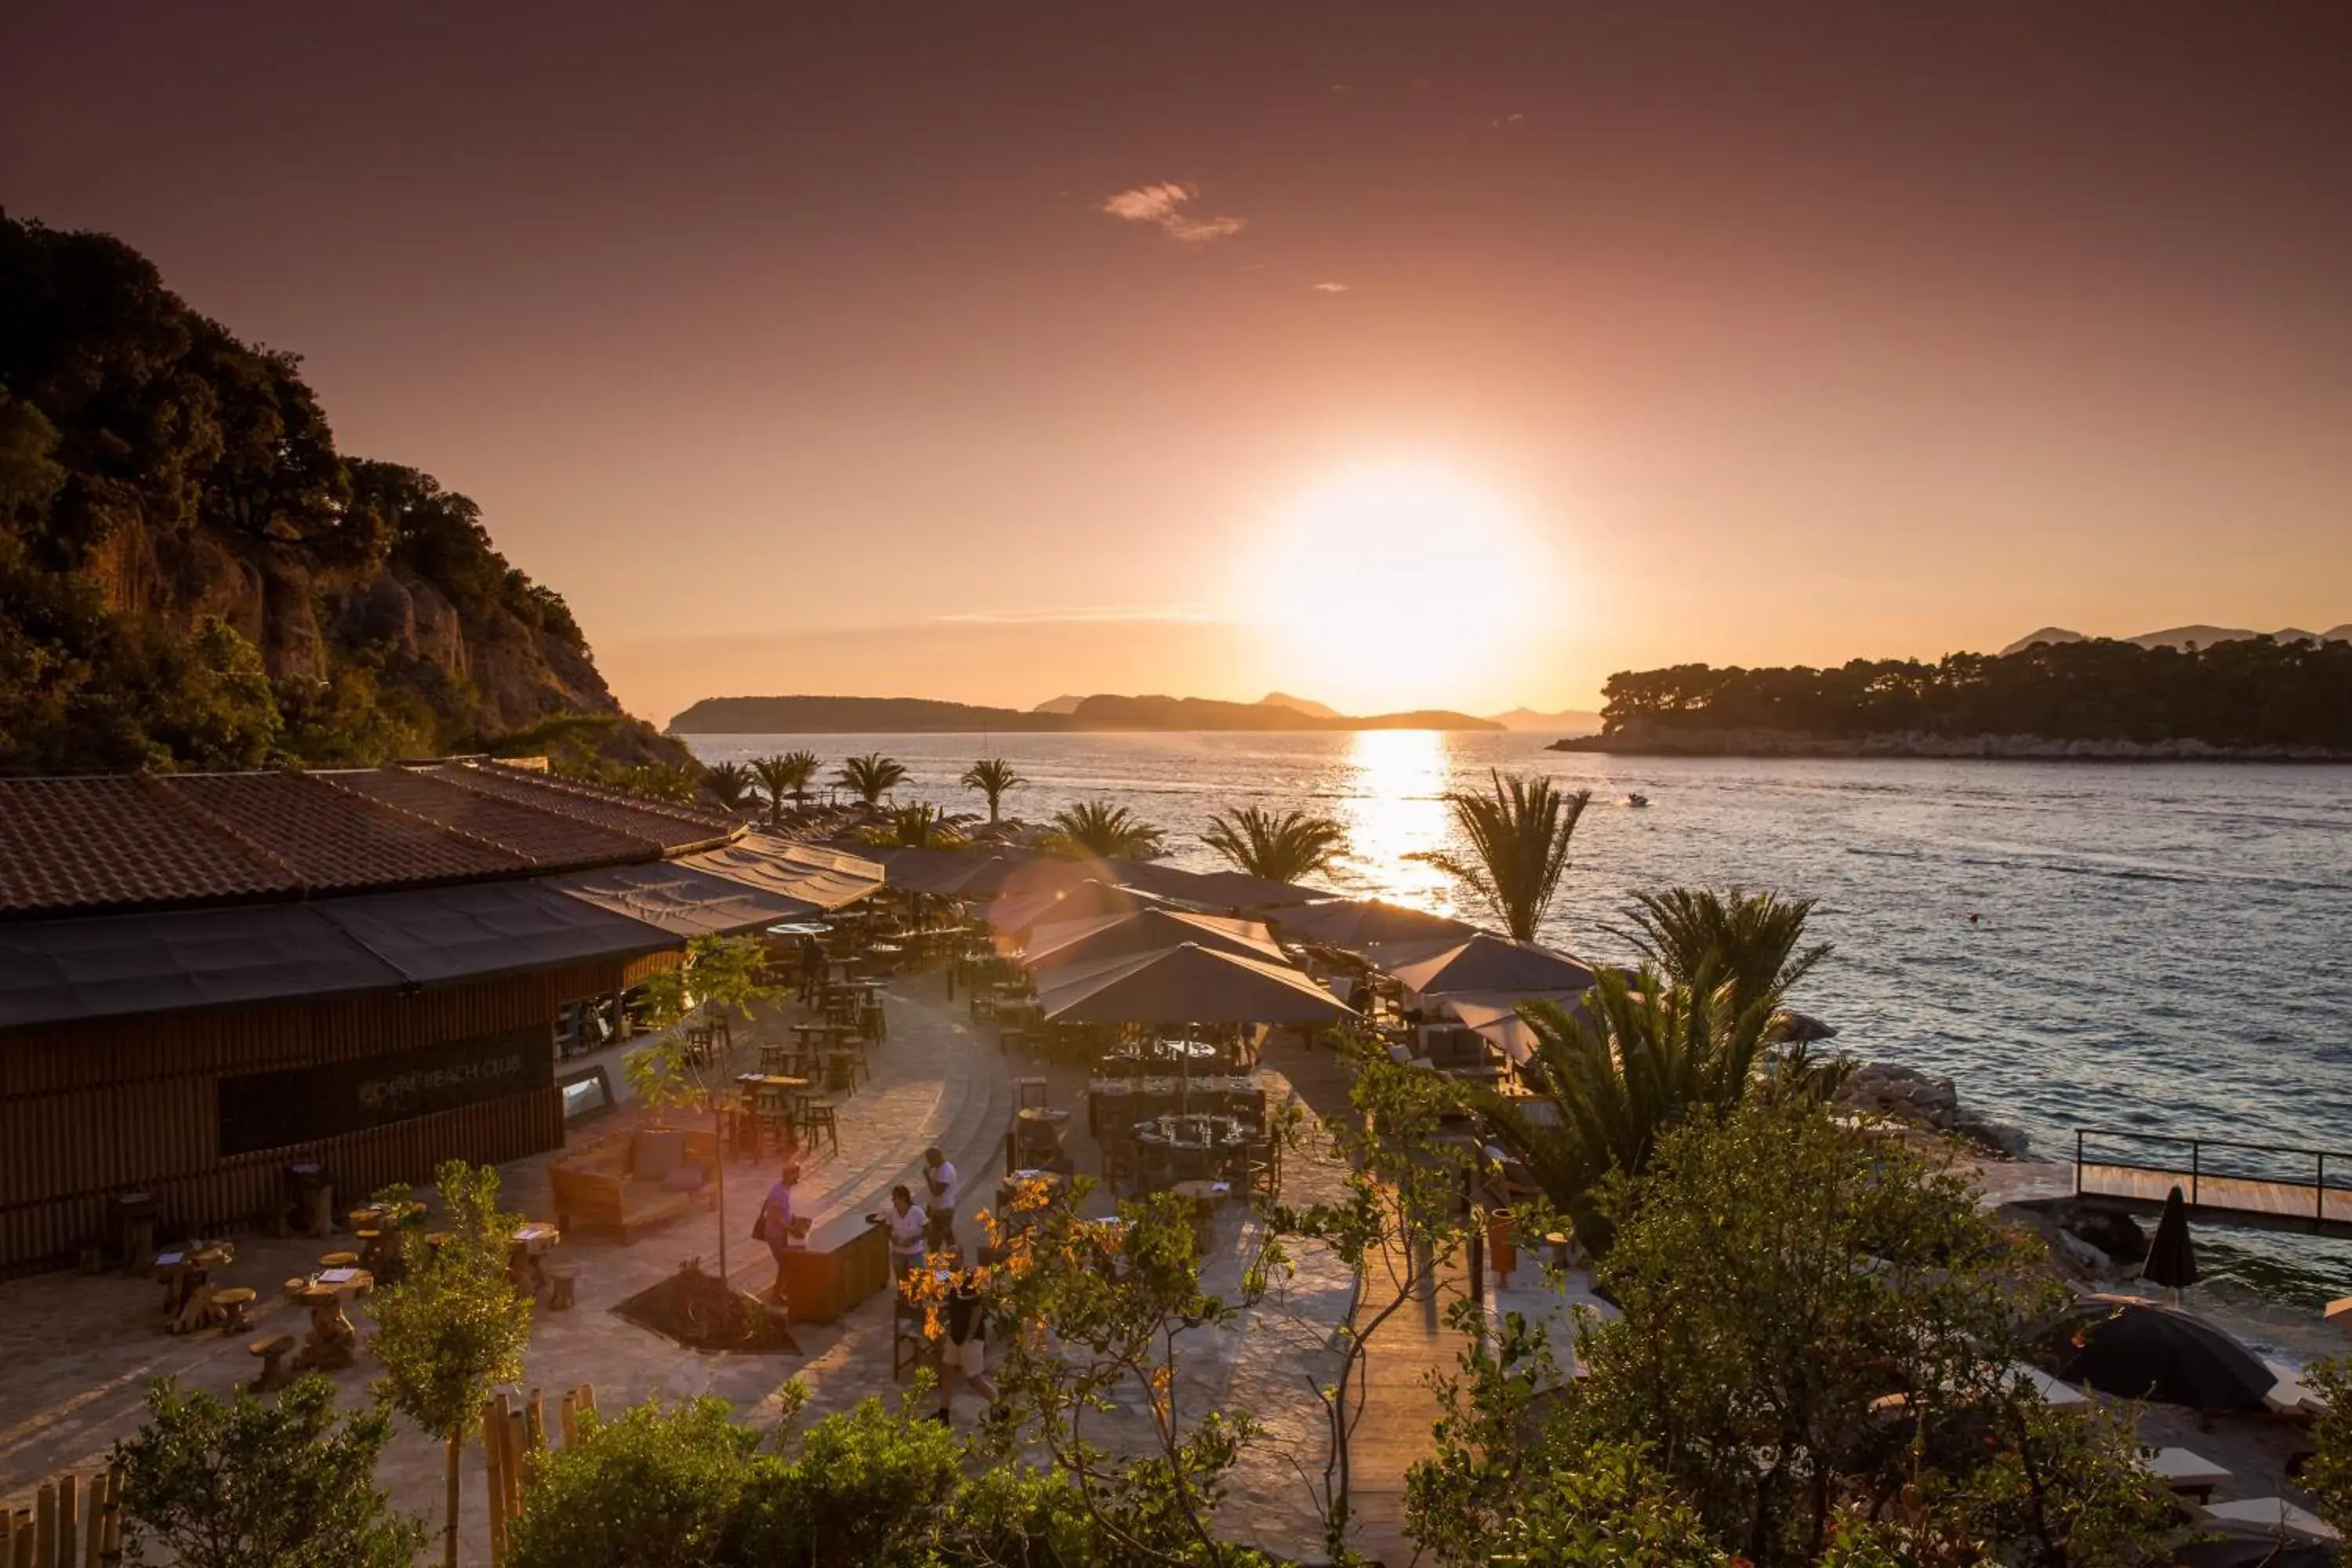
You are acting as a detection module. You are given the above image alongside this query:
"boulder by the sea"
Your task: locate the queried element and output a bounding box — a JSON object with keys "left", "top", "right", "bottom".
{"left": 1838, "top": 1062, "right": 1961, "bottom": 1131}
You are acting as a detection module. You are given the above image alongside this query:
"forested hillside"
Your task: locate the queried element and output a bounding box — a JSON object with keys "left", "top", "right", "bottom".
{"left": 0, "top": 216, "right": 684, "bottom": 779}
{"left": 1589, "top": 637, "right": 2352, "bottom": 753}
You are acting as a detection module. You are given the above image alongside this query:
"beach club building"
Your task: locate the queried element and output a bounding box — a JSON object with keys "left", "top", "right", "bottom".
{"left": 0, "top": 760, "right": 880, "bottom": 1273}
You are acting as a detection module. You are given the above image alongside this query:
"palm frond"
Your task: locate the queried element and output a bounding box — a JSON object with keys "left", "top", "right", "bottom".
{"left": 1409, "top": 771, "right": 1592, "bottom": 941}
{"left": 1200, "top": 806, "right": 1348, "bottom": 884}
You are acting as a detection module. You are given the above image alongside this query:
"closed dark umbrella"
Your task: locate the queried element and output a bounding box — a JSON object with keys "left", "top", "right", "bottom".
{"left": 2047, "top": 1298, "right": 2273, "bottom": 1412}
{"left": 2142, "top": 1185, "right": 2200, "bottom": 1290}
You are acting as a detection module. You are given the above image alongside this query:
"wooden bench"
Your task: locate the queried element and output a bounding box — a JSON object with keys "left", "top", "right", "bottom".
{"left": 550, "top": 1127, "right": 717, "bottom": 1242}
{"left": 550, "top": 1167, "right": 691, "bottom": 1242}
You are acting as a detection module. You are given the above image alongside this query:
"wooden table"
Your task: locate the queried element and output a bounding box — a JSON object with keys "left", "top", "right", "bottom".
{"left": 510, "top": 1221, "right": 562, "bottom": 1300}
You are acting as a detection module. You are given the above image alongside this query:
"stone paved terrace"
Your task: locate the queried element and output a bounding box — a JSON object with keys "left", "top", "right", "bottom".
{"left": 0, "top": 970, "right": 1371, "bottom": 1564}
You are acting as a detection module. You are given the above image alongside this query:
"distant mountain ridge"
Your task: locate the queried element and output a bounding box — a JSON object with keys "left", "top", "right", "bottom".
{"left": 2003, "top": 623, "right": 2351, "bottom": 655}
{"left": 670, "top": 692, "right": 1503, "bottom": 734}
{"left": 1487, "top": 706, "right": 1605, "bottom": 735}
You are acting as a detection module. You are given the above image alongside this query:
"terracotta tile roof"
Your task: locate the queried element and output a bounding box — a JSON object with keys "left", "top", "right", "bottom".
{"left": 326, "top": 768, "right": 659, "bottom": 869}
{"left": 0, "top": 777, "right": 300, "bottom": 916}
{"left": 163, "top": 773, "right": 528, "bottom": 893}
{"left": 426, "top": 763, "right": 737, "bottom": 854}
{"left": 0, "top": 761, "right": 743, "bottom": 920}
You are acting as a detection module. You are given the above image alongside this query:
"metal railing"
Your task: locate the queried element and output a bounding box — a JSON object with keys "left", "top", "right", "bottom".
{"left": 2073, "top": 1126, "right": 2352, "bottom": 1224}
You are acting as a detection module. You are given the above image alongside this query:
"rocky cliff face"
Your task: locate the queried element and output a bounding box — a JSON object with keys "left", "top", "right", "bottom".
{"left": 0, "top": 216, "right": 679, "bottom": 775}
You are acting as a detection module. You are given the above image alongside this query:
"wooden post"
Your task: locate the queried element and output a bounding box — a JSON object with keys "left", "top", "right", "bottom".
{"left": 579, "top": 1383, "right": 596, "bottom": 1419}
{"left": 81, "top": 1470, "right": 104, "bottom": 1568}
{"left": 502, "top": 1406, "right": 527, "bottom": 1523}
{"left": 33, "top": 1486, "right": 55, "bottom": 1568}
{"left": 100, "top": 1465, "right": 124, "bottom": 1567}
{"left": 524, "top": 1388, "right": 546, "bottom": 1457}
{"left": 56, "top": 1475, "right": 78, "bottom": 1568}
{"left": 557, "top": 1389, "right": 578, "bottom": 1450}
{"left": 481, "top": 1400, "right": 509, "bottom": 1566}
{"left": 10, "top": 1512, "right": 34, "bottom": 1568}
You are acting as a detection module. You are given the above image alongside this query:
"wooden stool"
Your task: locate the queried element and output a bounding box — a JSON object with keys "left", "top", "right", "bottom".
{"left": 249, "top": 1333, "right": 295, "bottom": 1391}
{"left": 212, "top": 1287, "right": 257, "bottom": 1333}
{"left": 546, "top": 1264, "right": 579, "bottom": 1312}
{"left": 1014, "top": 1076, "right": 1051, "bottom": 1110}
{"left": 319, "top": 1250, "right": 359, "bottom": 1270}
{"left": 282, "top": 1276, "right": 310, "bottom": 1301}
{"left": 795, "top": 1095, "right": 840, "bottom": 1156}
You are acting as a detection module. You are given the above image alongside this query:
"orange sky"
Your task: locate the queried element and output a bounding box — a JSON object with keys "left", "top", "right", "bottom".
{"left": 9, "top": 3, "right": 2350, "bottom": 725}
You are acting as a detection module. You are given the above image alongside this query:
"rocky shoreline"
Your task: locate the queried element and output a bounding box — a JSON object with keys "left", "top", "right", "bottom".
{"left": 1551, "top": 728, "right": 2352, "bottom": 761}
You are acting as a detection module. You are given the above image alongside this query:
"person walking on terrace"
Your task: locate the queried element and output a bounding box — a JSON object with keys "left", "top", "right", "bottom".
{"left": 936, "top": 1266, "right": 999, "bottom": 1423}
{"left": 753, "top": 1159, "right": 808, "bottom": 1305}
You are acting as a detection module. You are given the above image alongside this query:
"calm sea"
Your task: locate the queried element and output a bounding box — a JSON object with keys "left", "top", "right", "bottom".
{"left": 687, "top": 731, "right": 2352, "bottom": 1299}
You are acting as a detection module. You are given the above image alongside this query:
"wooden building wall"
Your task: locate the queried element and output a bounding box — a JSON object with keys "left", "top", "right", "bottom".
{"left": 0, "top": 950, "right": 676, "bottom": 1272}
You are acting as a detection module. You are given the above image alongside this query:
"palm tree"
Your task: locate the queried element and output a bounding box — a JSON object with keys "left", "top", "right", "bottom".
{"left": 1200, "top": 805, "right": 1349, "bottom": 884}
{"left": 1468, "top": 961, "right": 1778, "bottom": 1250}
{"left": 1623, "top": 887, "right": 1833, "bottom": 1020}
{"left": 1049, "top": 800, "right": 1165, "bottom": 859}
{"left": 864, "top": 801, "right": 964, "bottom": 850}
{"left": 836, "top": 751, "right": 909, "bottom": 808}
{"left": 748, "top": 751, "right": 819, "bottom": 826}
{"left": 702, "top": 760, "right": 757, "bottom": 814}
{"left": 960, "top": 757, "right": 1027, "bottom": 823}
{"left": 1410, "top": 770, "right": 1592, "bottom": 942}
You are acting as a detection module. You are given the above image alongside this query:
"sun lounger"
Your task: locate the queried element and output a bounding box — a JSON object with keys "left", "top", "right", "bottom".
{"left": 2136, "top": 1446, "right": 2230, "bottom": 1502}
{"left": 2262, "top": 1357, "right": 2329, "bottom": 1418}
{"left": 2015, "top": 1363, "right": 2088, "bottom": 1408}
{"left": 2202, "top": 1497, "right": 2340, "bottom": 1542}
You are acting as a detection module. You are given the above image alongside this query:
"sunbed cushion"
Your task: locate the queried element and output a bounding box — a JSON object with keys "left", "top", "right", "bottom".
{"left": 632, "top": 1130, "right": 686, "bottom": 1182}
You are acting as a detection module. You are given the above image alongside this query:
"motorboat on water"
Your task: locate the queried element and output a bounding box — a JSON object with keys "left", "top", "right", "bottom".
{"left": 1626, "top": 792, "right": 1650, "bottom": 808}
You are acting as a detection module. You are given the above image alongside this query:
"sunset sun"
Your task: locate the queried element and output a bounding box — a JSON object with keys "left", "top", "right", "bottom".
{"left": 1237, "top": 462, "right": 1550, "bottom": 713}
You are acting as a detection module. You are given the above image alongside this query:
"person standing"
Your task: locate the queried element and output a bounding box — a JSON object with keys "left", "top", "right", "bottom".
{"left": 879, "top": 1184, "right": 928, "bottom": 1276}
{"left": 935, "top": 1267, "right": 999, "bottom": 1422}
{"left": 797, "top": 934, "right": 826, "bottom": 1004}
{"left": 922, "top": 1145, "right": 958, "bottom": 1250}
{"left": 754, "top": 1160, "right": 805, "bottom": 1306}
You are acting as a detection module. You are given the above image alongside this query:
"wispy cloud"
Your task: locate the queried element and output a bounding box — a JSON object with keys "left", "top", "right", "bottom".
{"left": 1098, "top": 181, "right": 1246, "bottom": 243}
{"left": 1311, "top": 281, "right": 1351, "bottom": 293}
{"left": 933, "top": 602, "right": 1236, "bottom": 626}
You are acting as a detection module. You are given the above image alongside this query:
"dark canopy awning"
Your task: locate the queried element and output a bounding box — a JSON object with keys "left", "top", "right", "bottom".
{"left": 0, "top": 903, "right": 399, "bottom": 1029}
{"left": 318, "top": 880, "right": 675, "bottom": 985}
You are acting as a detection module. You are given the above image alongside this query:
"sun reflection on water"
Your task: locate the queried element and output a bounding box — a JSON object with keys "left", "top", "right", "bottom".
{"left": 1335, "top": 730, "right": 1459, "bottom": 913}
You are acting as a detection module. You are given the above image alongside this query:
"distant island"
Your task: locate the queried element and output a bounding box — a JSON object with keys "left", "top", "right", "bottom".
{"left": 1554, "top": 632, "right": 2352, "bottom": 760}
{"left": 668, "top": 691, "right": 1504, "bottom": 734}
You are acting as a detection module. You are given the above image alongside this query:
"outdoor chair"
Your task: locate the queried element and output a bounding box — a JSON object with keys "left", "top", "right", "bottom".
{"left": 1014, "top": 1076, "right": 1051, "bottom": 1111}
{"left": 891, "top": 1291, "right": 930, "bottom": 1381}
{"left": 1240, "top": 1138, "right": 1280, "bottom": 1201}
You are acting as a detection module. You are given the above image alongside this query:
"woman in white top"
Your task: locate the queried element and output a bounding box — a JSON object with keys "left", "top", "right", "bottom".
{"left": 881, "top": 1184, "right": 928, "bottom": 1274}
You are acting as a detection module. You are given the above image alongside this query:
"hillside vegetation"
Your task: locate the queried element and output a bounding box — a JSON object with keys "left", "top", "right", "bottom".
{"left": 0, "top": 217, "right": 681, "bottom": 778}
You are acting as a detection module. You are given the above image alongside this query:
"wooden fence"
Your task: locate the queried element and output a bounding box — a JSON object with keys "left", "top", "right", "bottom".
{"left": 483, "top": 1384, "right": 597, "bottom": 1566}
{"left": 1, "top": 1465, "right": 125, "bottom": 1567}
